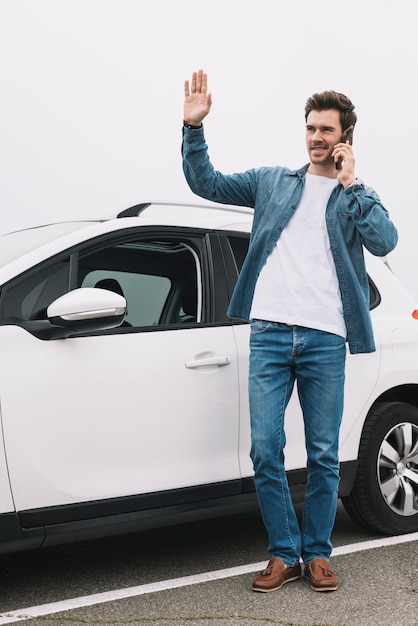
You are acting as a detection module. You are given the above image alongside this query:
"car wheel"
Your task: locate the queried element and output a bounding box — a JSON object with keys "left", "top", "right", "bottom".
{"left": 342, "top": 401, "right": 418, "bottom": 535}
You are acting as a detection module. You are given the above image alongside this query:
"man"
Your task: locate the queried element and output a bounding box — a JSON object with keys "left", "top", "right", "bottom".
{"left": 182, "top": 70, "right": 398, "bottom": 592}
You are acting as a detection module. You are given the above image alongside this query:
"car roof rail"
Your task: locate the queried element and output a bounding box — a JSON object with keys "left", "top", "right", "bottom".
{"left": 117, "top": 203, "right": 152, "bottom": 218}
{"left": 116, "top": 200, "right": 254, "bottom": 219}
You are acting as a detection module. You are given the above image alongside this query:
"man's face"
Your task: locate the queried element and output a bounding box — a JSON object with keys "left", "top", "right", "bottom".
{"left": 306, "top": 109, "right": 343, "bottom": 167}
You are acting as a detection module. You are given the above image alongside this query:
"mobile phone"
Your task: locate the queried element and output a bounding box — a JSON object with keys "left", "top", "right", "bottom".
{"left": 335, "top": 126, "right": 354, "bottom": 170}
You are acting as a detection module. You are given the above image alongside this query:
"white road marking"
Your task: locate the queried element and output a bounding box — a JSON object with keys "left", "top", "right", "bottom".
{"left": 0, "top": 532, "right": 417, "bottom": 624}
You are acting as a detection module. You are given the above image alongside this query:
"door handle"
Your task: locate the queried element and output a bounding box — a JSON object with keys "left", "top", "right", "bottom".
{"left": 185, "top": 355, "right": 231, "bottom": 369}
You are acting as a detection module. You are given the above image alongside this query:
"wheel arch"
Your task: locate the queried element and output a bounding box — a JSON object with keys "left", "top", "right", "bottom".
{"left": 341, "top": 383, "right": 418, "bottom": 466}
{"left": 376, "top": 383, "right": 418, "bottom": 408}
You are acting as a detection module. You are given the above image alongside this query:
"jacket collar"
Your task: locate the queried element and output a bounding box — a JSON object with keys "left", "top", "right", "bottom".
{"left": 293, "top": 163, "right": 343, "bottom": 187}
{"left": 292, "top": 164, "right": 310, "bottom": 179}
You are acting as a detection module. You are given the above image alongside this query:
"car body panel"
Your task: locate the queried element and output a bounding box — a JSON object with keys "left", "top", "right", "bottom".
{"left": 0, "top": 324, "right": 240, "bottom": 512}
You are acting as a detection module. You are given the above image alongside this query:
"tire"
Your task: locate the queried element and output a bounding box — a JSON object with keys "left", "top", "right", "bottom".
{"left": 342, "top": 401, "right": 418, "bottom": 535}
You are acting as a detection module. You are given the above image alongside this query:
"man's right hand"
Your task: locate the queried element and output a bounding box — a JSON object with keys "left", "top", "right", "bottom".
{"left": 184, "top": 69, "right": 212, "bottom": 126}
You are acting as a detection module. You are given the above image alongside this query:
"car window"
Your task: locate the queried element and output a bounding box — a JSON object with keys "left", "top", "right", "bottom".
{"left": 0, "top": 256, "right": 70, "bottom": 320}
{"left": 77, "top": 238, "right": 202, "bottom": 328}
{"left": 82, "top": 270, "right": 171, "bottom": 327}
{"left": 0, "top": 235, "right": 203, "bottom": 329}
{"left": 227, "top": 235, "right": 249, "bottom": 273}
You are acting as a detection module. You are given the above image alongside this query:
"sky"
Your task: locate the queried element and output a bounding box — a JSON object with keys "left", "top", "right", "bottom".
{"left": 0, "top": 0, "right": 417, "bottom": 296}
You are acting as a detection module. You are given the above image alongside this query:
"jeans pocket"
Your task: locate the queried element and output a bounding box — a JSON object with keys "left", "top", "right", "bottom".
{"left": 250, "top": 319, "right": 272, "bottom": 335}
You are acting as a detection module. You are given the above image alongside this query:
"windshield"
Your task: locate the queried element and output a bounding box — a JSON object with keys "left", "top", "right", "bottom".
{"left": 0, "top": 222, "right": 95, "bottom": 268}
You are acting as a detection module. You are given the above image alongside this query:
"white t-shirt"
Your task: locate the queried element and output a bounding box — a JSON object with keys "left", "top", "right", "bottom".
{"left": 250, "top": 172, "right": 346, "bottom": 339}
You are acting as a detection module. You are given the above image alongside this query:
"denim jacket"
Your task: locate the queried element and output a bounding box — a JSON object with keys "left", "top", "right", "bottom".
{"left": 182, "top": 126, "right": 398, "bottom": 353}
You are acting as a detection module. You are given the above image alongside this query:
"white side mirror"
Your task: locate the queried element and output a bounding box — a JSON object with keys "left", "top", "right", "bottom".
{"left": 47, "top": 288, "right": 126, "bottom": 332}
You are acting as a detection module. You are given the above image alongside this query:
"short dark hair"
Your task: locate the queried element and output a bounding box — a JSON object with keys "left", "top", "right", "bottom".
{"left": 305, "top": 90, "right": 357, "bottom": 132}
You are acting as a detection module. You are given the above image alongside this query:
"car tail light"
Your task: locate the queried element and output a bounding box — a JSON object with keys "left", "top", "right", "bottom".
{"left": 412, "top": 310, "right": 418, "bottom": 319}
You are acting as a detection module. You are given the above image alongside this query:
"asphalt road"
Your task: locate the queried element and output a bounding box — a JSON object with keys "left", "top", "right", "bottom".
{"left": 0, "top": 502, "right": 417, "bottom": 626}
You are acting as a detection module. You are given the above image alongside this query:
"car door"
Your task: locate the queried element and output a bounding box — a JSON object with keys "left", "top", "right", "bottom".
{"left": 0, "top": 228, "right": 241, "bottom": 518}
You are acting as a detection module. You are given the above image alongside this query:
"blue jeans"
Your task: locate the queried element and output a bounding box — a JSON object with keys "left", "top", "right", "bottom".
{"left": 249, "top": 321, "right": 346, "bottom": 566}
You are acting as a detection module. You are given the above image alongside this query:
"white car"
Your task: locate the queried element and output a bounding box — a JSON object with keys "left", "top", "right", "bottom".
{"left": 0, "top": 202, "right": 417, "bottom": 554}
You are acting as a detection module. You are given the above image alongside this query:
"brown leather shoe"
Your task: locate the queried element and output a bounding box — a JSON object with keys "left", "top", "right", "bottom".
{"left": 305, "top": 558, "right": 338, "bottom": 591}
{"left": 252, "top": 558, "right": 301, "bottom": 592}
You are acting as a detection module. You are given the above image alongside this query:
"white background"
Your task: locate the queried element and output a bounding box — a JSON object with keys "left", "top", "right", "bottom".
{"left": 0, "top": 0, "right": 417, "bottom": 297}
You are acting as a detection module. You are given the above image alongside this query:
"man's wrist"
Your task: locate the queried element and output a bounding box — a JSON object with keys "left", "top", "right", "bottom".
{"left": 183, "top": 120, "right": 203, "bottom": 130}
{"left": 344, "top": 177, "right": 364, "bottom": 189}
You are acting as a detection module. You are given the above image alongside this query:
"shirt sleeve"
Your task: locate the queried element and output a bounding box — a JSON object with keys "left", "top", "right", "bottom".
{"left": 182, "top": 126, "right": 257, "bottom": 208}
{"left": 344, "top": 184, "right": 398, "bottom": 256}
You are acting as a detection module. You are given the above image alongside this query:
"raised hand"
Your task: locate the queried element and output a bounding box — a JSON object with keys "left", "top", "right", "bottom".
{"left": 184, "top": 69, "right": 212, "bottom": 126}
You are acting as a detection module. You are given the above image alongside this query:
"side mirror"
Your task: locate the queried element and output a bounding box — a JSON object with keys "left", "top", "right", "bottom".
{"left": 47, "top": 288, "right": 126, "bottom": 333}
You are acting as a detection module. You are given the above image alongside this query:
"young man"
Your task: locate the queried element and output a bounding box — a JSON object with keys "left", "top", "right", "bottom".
{"left": 182, "top": 70, "right": 398, "bottom": 592}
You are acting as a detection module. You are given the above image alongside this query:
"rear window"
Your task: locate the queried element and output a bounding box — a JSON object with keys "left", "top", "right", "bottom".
{"left": 227, "top": 235, "right": 249, "bottom": 273}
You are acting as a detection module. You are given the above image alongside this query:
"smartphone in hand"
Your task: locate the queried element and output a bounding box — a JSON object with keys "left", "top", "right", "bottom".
{"left": 336, "top": 126, "right": 354, "bottom": 170}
